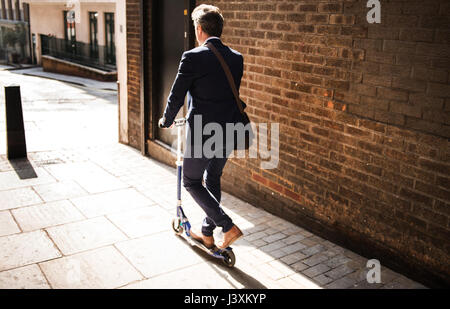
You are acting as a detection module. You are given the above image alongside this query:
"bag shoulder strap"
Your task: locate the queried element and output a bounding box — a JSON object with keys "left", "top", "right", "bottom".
{"left": 206, "top": 42, "right": 245, "bottom": 114}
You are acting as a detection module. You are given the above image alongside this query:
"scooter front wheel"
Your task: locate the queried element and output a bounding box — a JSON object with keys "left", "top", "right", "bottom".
{"left": 171, "top": 218, "right": 184, "bottom": 236}
{"left": 221, "top": 250, "right": 236, "bottom": 268}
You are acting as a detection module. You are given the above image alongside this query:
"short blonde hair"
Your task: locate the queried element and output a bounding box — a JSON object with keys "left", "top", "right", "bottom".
{"left": 191, "top": 4, "right": 224, "bottom": 37}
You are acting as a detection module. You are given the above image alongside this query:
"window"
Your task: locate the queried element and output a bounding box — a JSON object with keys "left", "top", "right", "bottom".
{"left": 104, "top": 12, "right": 115, "bottom": 65}
{"left": 89, "top": 12, "right": 98, "bottom": 59}
{"left": 1, "top": 0, "right": 6, "bottom": 20}
{"left": 63, "top": 10, "right": 76, "bottom": 55}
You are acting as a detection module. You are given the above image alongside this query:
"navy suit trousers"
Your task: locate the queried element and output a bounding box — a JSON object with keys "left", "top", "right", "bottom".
{"left": 182, "top": 148, "right": 234, "bottom": 236}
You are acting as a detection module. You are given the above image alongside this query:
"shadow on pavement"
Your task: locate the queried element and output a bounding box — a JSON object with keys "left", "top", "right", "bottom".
{"left": 9, "top": 158, "right": 37, "bottom": 179}
{"left": 212, "top": 264, "right": 268, "bottom": 289}
{"left": 177, "top": 237, "right": 267, "bottom": 289}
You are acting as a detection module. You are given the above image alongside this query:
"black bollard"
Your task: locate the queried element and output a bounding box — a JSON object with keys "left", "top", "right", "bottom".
{"left": 5, "top": 85, "right": 27, "bottom": 159}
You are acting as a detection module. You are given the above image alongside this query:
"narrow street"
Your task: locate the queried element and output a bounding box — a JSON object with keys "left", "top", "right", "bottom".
{"left": 0, "top": 69, "right": 425, "bottom": 289}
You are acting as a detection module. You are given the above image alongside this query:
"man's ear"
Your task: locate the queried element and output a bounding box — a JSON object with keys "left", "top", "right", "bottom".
{"left": 196, "top": 24, "right": 203, "bottom": 35}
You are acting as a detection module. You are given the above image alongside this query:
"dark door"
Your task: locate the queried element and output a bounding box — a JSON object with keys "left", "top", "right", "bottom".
{"left": 89, "top": 12, "right": 99, "bottom": 60}
{"left": 104, "top": 12, "right": 115, "bottom": 65}
{"left": 63, "top": 10, "right": 77, "bottom": 56}
{"left": 153, "top": 0, "right": 194, "bottom": 148}
{"left": 40, "top": 34, "right": 49, "bottom": 55}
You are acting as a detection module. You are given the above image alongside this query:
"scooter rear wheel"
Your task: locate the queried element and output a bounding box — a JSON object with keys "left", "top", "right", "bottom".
{"left": 222, "top": 250, "right": 236, "bottom": 268}
{"left": 171, "top": 218, "right": 183, "bottom": 236}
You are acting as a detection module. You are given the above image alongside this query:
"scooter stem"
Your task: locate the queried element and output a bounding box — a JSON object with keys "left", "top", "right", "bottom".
{"left": 174, "top": 118, "right": 185, "bottom": 205}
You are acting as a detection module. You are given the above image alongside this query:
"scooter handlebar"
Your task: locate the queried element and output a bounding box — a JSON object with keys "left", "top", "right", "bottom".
{"left": 174, "top": 118, "right": 186, "bottom": 127}
{"left": 158, "top": 117, "right": 186, "bottom": 129}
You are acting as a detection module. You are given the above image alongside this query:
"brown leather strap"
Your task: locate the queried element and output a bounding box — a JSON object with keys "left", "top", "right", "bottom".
{"left": 206, "top": 42, "right": 245, "bottom": 114}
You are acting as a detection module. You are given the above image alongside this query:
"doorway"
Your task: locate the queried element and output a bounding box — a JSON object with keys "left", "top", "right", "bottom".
{"left": 63, "top": 10, "right": 77, "bottom": 56}
{"left": 152, "top": 0, "right": 195, "bottom": 149}
{"left": 105, "top": 12, "right": 115, "bottom": 65}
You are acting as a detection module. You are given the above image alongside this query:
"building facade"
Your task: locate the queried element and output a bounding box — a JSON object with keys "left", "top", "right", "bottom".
{"left": 120, "top": 0, "right": 449, "bottom": 287}
{"left": 0, "top": 0, "right": 28, "bottom": 21}
{"left": 22, "top": 0, "right": 117, "bottom": 79}
{"left": 0, "top": 0, "right": 31, "bottom": 64}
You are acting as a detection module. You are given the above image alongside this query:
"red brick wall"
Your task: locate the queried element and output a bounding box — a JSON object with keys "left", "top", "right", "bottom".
{"left": 126, "top": 0, "right": 142, "bottom": 149}
{"left": 125, "top": 0, "right": 450, "bottom": 287}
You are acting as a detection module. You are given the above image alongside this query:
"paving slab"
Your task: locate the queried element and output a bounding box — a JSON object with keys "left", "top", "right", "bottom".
{"left": 312, "top": 274, "right": 334, "bottom": 286}
{"left": 260, "top": 240, "right": 287, "bottom": 253}
{"left": 106, "top": 205, "right": 171, "bottom": 238}
{"left": 45, "top": 217, "right": 128, "bottom": 255}
{"left": 324, "top": 264, "right": 356, "bottom": 280}
{"left": 0, "top": 264, "right": 50, "bottom": 289}
{"left": 39, "top": 246, "right": 142, "bottom": 289}
{"left": 253, "top": 262, "right": 286, "bottom": 281}
{"left": 280, "top": 251, "right": 308, "bottom": 265}
{"left": 287, "top": 273, "right": 321, "bottom": 289}
{"left": 244, "top": 231, "right": 268, "bottom": 242}
{"left": 245, "top": 249, "right": 277, "bottom": 265}
{"left": 262, "top": 232, "right": 287, "bottom": 243}
{"left": 282, "top": 234, "right": 306, "bottom": 245}
{"left": 251, "top": 239, "right": 268, "bottom": 248}
{"left": 0, "top": 187, "right": 43, "bottom": 211}
{"left": 301, "top": 244, "right": 327, "bottom": 257}
{"left": 115, "top": 231, "right": 204, "bottom": 278}
{"left": 12, "top": 200, "right": 85, "bottom": 231}
{"left": 268, "top": 260, "right": 296, "bottom": 278}
{"left": 32, "top": 181, "right": 88, "bottom": 202}
{"left": 0, "top": 230, "right": 61, "bottom": 271}
{"left": 324, "top": 255, "right": 352, "bottom": 269}
{"left": 268, "top": 249, "right": 289, "bottom": 259}
{"left": 291, "top": 261, "right": 309, "bottom": 273}
{"left": 302, "top": 253, "right": 330, "bottom": 267}
{"left": 44, "top": 162, "right": 129, "bottom": 194}
{"left": 325, "top": 276, "right": 357, "bottom": 289}
{"left": 70, "top": 188, "right": 154, "bottom": 218}
{"left": 302, "top": 263, "right": 331, "bottom": 278}
{"left": 121, "top": 263, "right": 235, "bottom": 289}
{"left": 0, "top": 156, "right": 39, "bottom": 172}
{"left": 0, "top": 211, "right": 21, "bottom": 236}
{"left": 281, "top": 242, "right": 307, "bottom": 255}
{"left": 73, "top": 173, "right": 130, "bottom": 194}
{"left": 0, "top": 168, "right": 56, "bottom": 191}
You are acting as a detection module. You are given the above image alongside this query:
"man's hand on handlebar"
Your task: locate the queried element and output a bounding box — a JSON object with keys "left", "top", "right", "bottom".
{"left": 158, "top": 117, "right": 173, "bottom": 129}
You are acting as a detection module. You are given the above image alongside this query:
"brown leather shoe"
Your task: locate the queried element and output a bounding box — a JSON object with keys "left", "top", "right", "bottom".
{"left": 190, "top": 229, "right": 215, "bottom": 249}
{"left": 218, "top": 225, "right": 243, "bottom": 249}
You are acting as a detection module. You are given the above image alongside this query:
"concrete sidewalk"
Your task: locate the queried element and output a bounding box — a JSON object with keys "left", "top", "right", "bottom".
{"left": 0, "top": 69, "right": 426, "bottom": 289}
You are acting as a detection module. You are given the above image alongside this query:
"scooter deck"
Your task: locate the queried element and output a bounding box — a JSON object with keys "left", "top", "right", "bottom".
{"left": 186, "top": 235, "right": 232, "bottom": 259}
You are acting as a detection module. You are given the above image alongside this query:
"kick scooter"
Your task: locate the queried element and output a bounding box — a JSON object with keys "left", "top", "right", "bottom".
{"left": 166, "top": 117, "right": 236, "bottom": 268}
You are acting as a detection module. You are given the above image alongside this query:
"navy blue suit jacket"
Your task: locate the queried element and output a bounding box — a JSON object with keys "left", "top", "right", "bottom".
{"left": 162, "top": 38, "right": 244, "bottom": 148}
